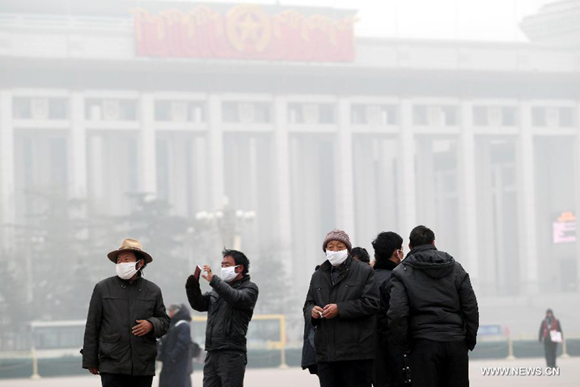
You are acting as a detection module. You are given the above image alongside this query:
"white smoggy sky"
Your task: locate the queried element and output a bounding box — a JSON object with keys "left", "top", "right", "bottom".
{"left": 178, "top": 0, "right": 555, "bottom": 41}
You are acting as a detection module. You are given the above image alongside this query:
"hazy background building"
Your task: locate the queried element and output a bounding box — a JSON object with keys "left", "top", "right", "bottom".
{"left": 0, "top": 0, "right": 579, "bottom": 349}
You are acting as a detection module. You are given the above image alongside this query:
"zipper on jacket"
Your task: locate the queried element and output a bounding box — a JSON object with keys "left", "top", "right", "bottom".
{"left": 125, "top": 284, "right": 133, "bottom": 374}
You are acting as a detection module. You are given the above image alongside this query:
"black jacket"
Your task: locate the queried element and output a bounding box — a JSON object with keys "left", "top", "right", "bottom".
{"left": 303, "top": 257, "right": 380, "bottom": 363}
{"left": 388, "top": 245, "right": 479, "bottom": 352}
{"left": 82, "top": 275, "right": 170, "bottom": 375}
{"left": 159, "top": 306, "right": 193, "bottom": 387}
{"left": 186, "top": 274, "right": 259, "bottom": 353}
{"left": 375, "top": 259, "right": 397, "bottom": 348}
{"left": 301, "top": 265, "right": 321, "bottom": 374}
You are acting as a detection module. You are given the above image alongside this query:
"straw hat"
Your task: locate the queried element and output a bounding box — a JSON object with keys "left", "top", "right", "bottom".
{"left": 107, "top": 238, "right": 153, "bottom": 264}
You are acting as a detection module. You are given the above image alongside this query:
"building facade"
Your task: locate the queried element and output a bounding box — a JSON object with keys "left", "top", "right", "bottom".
{"left": 1, "top": 1, "right": 580, "bottom": 331}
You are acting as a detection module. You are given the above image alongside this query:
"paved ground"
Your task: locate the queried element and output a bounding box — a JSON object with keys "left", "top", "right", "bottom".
{"left": 0, "top": 357, "right": 578, "bottom": 386}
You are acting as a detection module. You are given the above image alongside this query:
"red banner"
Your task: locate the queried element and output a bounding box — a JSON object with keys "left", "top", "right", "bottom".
{"left": 133, "top": 5, "right": 356, "bottom": 62}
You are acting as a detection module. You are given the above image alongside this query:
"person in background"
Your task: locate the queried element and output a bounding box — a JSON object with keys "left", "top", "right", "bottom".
{"left": 372, "top": 231, "right": 405, "bottom": 387}
{"left": 158, "top": 303, "right": 193, "bottom": 387}
{"left": 186, "top": 249, "right": 259, "bottom": 387}
{"left": 82, "top": 238, "right": 169, "bottom": 387}
{"left": 304, "top": 229, "right": 380, "bottom": 387}
{"left": 538, "top": 308, "right": 563, "bottom": 368}
{"left": 351, "top": 247, "right": 371, "bottom": 265}
{"left": 388, "top": 226, "right": 479, "bottom": 387}
{"left": 301, "top": 264, "right": 322, "bottom": 376}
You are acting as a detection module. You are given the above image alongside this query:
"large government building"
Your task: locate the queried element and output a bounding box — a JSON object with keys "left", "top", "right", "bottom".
{"left": 1, "top": 0, "right": 579, "bottom": 333}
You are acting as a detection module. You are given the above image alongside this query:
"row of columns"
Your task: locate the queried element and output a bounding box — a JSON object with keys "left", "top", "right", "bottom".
{"left": 2, "top": 90, "right": 580, "bottom": 291}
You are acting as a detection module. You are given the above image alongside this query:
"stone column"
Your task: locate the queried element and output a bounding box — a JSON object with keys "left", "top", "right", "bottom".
{"left": 336, "top": 97, "right": 356, "bottom": 240}
{"left": 139, "top": 93, "right": 157, "bottom": 194}
{"left": 575, "top": 101, "right": 580, "bottom": 289}
{"left": 517, "top": 101, "right": 538, "bottom": 294}
{"left": 398, "top": 99, "right": 417, "bottom": 236}
{"left": 0, "top": 91, "right": 15, "bottom": 247}
{"left": 459, "top": 101, "right": 479, "bottom": 280}
{"left": 69, "top": 92, "right": 87, "bottom": 198}
{"left": 208, "top": 94, "right": 224, "bottom": 210}
{"left": 274, "top": 95, "right": 293, "bottom": 274}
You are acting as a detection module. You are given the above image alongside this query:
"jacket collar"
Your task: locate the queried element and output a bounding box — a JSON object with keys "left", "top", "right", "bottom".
{"left": 374, "top": 258, "right": 398, "bottom": 271}
{"left": 408, "top": 244, "right": 437, "bottom": 255}
{"left": 114, "top": 274, "right": 143, "bottom": 284}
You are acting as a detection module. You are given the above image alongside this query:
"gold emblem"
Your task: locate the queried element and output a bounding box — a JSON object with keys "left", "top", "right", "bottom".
{"left": 226, "top": 5, "right": 271, "bottom": 53}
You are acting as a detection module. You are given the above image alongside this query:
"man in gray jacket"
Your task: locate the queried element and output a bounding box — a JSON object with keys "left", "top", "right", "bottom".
{"left": 82, "top": 238, "right": 170, "bottom": 387}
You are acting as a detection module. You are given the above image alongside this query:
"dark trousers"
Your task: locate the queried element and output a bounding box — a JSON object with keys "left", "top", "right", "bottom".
{"left": 203, "top": 350, "right": 247, "bottom": 387}
{"left": 374, "top": 345, "right": 406, "bottom": 387}
{"left": 317, "top": 359, "right": 373, "bottom": 387}
{"left": 100, "top": 373, "right": 153, "bottom": 387}
{"left": 409, "top": 339, "right": 469, "bottom": 387}
{"left": 544, "top": 341, "right": 558, "bottom": 368}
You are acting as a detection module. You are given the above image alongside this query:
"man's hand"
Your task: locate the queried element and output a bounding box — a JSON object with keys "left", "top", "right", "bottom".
{"left": 132, "top": 320, "right": 153, "bottom": 336}
{"left": 201, "top": 265, "right": 213, "bottom": 282}
{"left": 89, "top": 368, "right": 99, "bottom": 375}
{"left": 311, "top": 306, "right": 324, "bottom": 319}
{"left": 322, "top": 304, "right": 339, "bottom": 319}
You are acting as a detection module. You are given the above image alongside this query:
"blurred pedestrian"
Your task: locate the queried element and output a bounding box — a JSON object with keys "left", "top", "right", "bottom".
{"left": 304, "top": 229, "right": 380, "bottom": 387}
{"left": 372, "top": 231, "right": 406, "bottom": 387}
{"left": 82, "top": 238, "right": 170, "bottom": 387}
{"left": 388, "top": 226, "right": 479, "bottom": 387}
{"left": 351, "top": 247, "right": 371, "bottom": 265}
{"left": 158, "top": 303, "right": 194, "bottom": 387}
{"left": 186, "top": 249, "right": 259, "bottom": 387}
{"left": 301, "top": 265, "right": 321, "bottom": 375}
{"left": 538, "top": 308, "right": 563, "bottom": 368}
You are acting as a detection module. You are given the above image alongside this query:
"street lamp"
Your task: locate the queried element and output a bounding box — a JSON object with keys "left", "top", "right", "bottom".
{"left": 195, "top": 197, "right": 255, "bottom": 250}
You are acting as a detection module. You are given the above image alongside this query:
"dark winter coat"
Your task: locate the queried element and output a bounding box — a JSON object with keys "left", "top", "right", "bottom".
{"left": 82, "top": 275, "right": 170, "bottom": 375}
{"left": 186, "top": 274, "right": 259, "bottom": 353}
{"left": 159, "top": 306, "right": 193, "bottom": 387}
{"left": 301, "top": 320, "right": 318, "bottom": 374}
{"left": 374, "top": 259, "right": 398, "bottom": 348}
{"left": 374, "top": 259, "right": 406, "bottom": 387}
{"left": 301, "top": 265, "right": 321, "bottom": 374}
{"left": 538, "top": 318, "right": 563, "bottom": 343}
{"left": 388, "top": 245, "right": 479, "bottom": 352}
{"left": 303, "top": 257, "right": 380, "bottom": 363}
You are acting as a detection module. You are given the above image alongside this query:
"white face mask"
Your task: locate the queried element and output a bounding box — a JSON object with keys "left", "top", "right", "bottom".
{"left": 221, "top": 266, "right": 239, "bottom": 282}
{"left": 326, "top": 249, "right": 349, "bottom": 266}
{"left": 116, "top": 261, "right": 141, "bottom": 280}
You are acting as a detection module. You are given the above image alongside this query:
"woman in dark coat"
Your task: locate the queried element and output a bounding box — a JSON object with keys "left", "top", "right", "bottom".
{"left": 159, "top": 303, "right": 193, "bottom": 387}
{"left": 538, "top": 308, "right": 563, "bottom": 368}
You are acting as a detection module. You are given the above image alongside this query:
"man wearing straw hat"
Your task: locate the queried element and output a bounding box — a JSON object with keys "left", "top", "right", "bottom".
{"left": 82, "top": 238, "right": 170, "bottom": 387}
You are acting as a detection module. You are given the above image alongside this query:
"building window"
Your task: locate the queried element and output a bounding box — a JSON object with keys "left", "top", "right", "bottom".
{"left": 221, "top": 101, "right": 271, "bottom": 123}
{"left": 473, "top": 106, "right": 518, "bottom": 126}
{"left": 351, "top": 104, "right": 398, "bottom": 125}
{"left": 85, "top": 99, "right": 138, "bottom": 121}
{"left": 288, "top": 103, "right": 336, "bottom": 124}
{"left": 532, "top": 107, "right": 576, "bottom": 128}
{"left": 413, "top": 105, "right": 459, "bottom": 126}
{"left": 155, "top": 100, "right": 205, "bottom": 123}
{"left": 13, "top": 97, "right": 68, "bottom": 120}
